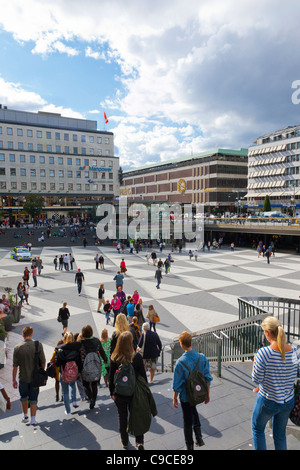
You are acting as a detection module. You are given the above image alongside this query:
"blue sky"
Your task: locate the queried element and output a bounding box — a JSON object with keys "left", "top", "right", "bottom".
{"left": 0, "top": 0, "right": 300, "bottom": 170}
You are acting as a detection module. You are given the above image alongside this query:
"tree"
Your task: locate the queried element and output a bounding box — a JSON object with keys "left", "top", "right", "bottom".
{"left": 23, "top": 194, "right": 45, "bottom": 219}
{"left": 262, "top": 194, "right": 271, "bottom": 212}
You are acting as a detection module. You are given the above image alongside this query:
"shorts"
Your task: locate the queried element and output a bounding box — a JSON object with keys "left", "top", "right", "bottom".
{"left": 62, "top": 319, "right": 68, "bottom": 328}
{"left": 19, "top": 380, "right": 39, "bottom": 405}
{"left": 143, "top": 358, "right": 157, "bottom": 371}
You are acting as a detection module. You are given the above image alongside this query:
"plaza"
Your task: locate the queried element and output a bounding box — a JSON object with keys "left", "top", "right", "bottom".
{"left": 0, "top": 241, "right": 300, "bottom": 451}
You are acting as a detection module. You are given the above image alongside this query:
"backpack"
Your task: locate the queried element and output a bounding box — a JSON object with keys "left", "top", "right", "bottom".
{"left": 114, "top": 362, "right": 136, "bottom": 396}
{"left": 179, "top": 354, "right": 208, "bottom": 406}
{"left": 81, "top": 352, "right": 101, "bottom": 382}
{"left": 61, "top": 361, "right": 78, "bottom": 383}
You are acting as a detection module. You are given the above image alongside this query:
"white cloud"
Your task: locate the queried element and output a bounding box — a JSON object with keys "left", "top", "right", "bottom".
{"left": 0, "top": 0, "right": 299, "bottom": 166}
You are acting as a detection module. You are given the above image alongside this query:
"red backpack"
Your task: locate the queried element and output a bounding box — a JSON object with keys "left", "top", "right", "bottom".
{"left": 61, "top": 361, "right": 78, "bottom": 383}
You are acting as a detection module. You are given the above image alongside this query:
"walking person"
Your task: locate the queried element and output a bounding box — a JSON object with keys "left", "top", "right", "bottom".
{"left": 109, "top": 331, "right": 148, "bottom": 450}
{"left": 265, "top": 247, "right": 271, "bottom": 264}
{"left": 146, "top": 305, "right": 159, "bottom": 332}
{"left": 100, "top": 329, "right": 111, "bottom": 388}
{"left": 69, "top": 253, "right": 74, "bottom": 270}
{"left": 17, "top": 282, "right": 24, "bottom": 305}
{"left": 59, "top": 254, "right": 64, "bottom": 271}
{"left": 75, "top": 268, "right": 84, "bottom": 296}
{"left": 251, "top": 316, "right": 299, "bottom": 450}
{"left": 172, "top": 330, "right": 212, "bottom": 450}
{"left": 110, "top": 294, "right": 122, "bottom": 327}
{"left": 32, "top": 265, "right": 38, "bottom": 287}
{"left": 99, "top": 254, "right": 104, "bottom": 270}
{"left": 58, "top": 302, "right": 71, "bottom": 336}
{"left": 113, "top": 271, "right": 124, "bottom": 290}
{"left": 23, "top": 266, "right": 30, "bottom": 285}
{"left": 63, "top": 254, "right": 69, "bottom": 271}
{"left": 155, "top": 268, "right": 163, "bottom": 289}
{"left": 12, "top": 326, "right": 46, "bottom": 426}
{"left": 104, "top": 300, "right": 112, "bottom": 324}
{"left": 138, "top": 322, "right": 162, "bottom": 383}
{"left": 120, "top": 258, "right": 127, "bottom": 275}
{"left": 22, "top": 281, "right": 29, "bottom": 305}
{"left": 80, "top": 325, "right": 108, "bottom": 409}
{"left": 53, "top": 255, "right": 58, "bottom": 270}
{"left": 134, "top": 303, "right": 145, "bottom": 329}
{"left": 37, "top": 257, "right": 43, "bottom": 275}
{"left": 55, "top": 332, "right": 81, "bottom": 415}
{"left": 94, "top": 254, "right": 99, "bottom": 270}
{"left": 97, "top": 284, "right": 105, "bottom": 312}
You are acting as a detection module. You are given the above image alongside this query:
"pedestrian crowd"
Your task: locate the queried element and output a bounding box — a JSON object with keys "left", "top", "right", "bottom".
{"left": 1, "top": 243, "right": 299, "bottom": 452}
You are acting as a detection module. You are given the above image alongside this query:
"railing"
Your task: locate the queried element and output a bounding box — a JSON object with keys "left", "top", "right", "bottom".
{"left": 161, "top": 296, "right": 300, "bottom": 376}
{"left": 238, "top": 297, "right": 300, "bottom": 342}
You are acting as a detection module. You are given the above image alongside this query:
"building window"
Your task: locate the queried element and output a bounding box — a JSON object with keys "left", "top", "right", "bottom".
{"left": 55, "top": 132, "right": 60, "bottom": 140}
{"left": 7, "top": 127, "right": 13, "bottom": 135}
{"left": 67, "top": 171, "right": 73, "bottom": 178}
{"left": 21, "top": 182, "right": 27, "bottom": 190}
{"left": 0, "top": 168, "right": 5, "bottom": 175}
{"left": 0, "top": 153, "right": 4, "bottom": 161}
{"left": 30, "top": 155, "right": 35, "bottom": 163}
{"left": 67, "top": 158, "right": 72, "bottom": 165}
{"left": 58, "top": 157, "right": 63, "bottom": 165}
{"left": 49, "top": 157, "right": 54, "bottom": 164}
{"left": 98, "top": 149, "right": 102, "bottom": 155}
{"left": 47, "top": 145, "right": 52, "bottom": 152}
{"left": 59, "top": 183, "right": 64, "bottom": 190}
{"left": 73, "top": 147, "right": 78, "bottom": 154}
{"left": 81, "top": 135, "right": 86, "bottom": 142}
{"left": 97, "top": 137, "right": 102, "bottom": 144}
{"left": 18, "top": 142, "right": 24, "bottom": 150}
{"left": 64, "top": 133, "right": 69, "bottom": 141}
{"left": 20, "top": 155, "right": 25, "bottom": 163}
{"left": 102, "top": 184, "right": 106, "bottom": 191}
{"left": 76, "top": 171, "right": 81, "bottom": 178}
{"left": 28, "top": 143, "right": 33, "bottom": 150}
{"left": 8, "top": 141, "right": 13, "bottom": 149}
{"left": 27, "top": 129, "right": 33, "bottom": 137}
{"left": 40, "top": 169, "right": 46, "bottom": 177}
{"left": 68, "top": 183, "right": 73, "bottom": 190}
{"left": 10, "top": 168, "right": 16, "bottom": 176}
{"left": 73, "top": 134, "right": 77, "bottom": 141}
{"left": 93, "top": 184, "right": 98, "bottom": 191}
{"left": 41, "top": 182, "right": 46, "bottom": 190}
{"left": 65, "top": 146, "right": 69, "bottom": 153}
{"left": 85, "top": 184, "right": 90, "bottom": 191}
{"left": 11, "top": 182, "right": 17, "bottom": 189}
{"left": 84, "top": 159, "right": 89, "bottom": 166}
{"left": 9, "top": 154, "right": 15, "bottom": 162}
{"left": 89, "top": 136, "right": 94, "bottom": 143}
{"left": 105, "top": 137, "right": 109, "bottom": 144}
{"left": 0, "top": 182, "right": 6, "bottom": 189}
{"left": 82, "top": 147, "right": 86, "bottom": 155}
{"left": 46, "top": 131, "right": 51, "bottom": 139}
{"left": 56, "top": 145, "right": 61, "bottom": 152}
{"left": 31, "top": 182, "right": 37, "bottom": 190}
{"left": 59, "top": 170, "right": 64, "bottom": 178}
{"left": 76, "top": 184, "right": 81, "bottom": 191}
{"left": 37, "top": 130, "right": 42, "bottom": 138}
{"left": 17, "top": 128, "right": 23, "bottom": 136}
{"left": 30, "top": 169, "right": 36, "bottom": 177}
{"left": 37, "top": 144, "right": 43, "bottom": 151}
{"left": 49, "top": 170, "right": 55, "bottom": 177}
{"left": 109, "top": 185, "right": 113, "bottom": 191}
{"left": 76, "top": 158, "right": 80, "bottom": 166}
{"left": 40, "top": 156, "right": 45, "bottom": 164}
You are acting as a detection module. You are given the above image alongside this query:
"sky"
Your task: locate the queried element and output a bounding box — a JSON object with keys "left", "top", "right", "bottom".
{"left": 0, "top": 0, "right": 300, "bottom": 170}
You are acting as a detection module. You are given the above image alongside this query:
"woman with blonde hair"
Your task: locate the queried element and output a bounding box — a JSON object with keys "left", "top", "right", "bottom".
{"left": 110, "top": 313, "right": 138, "bottom": 357}
{"left": 251, "top": 316, "right": 299, "bottom": 450}
{"left": 109, "top": 331, "right": 147, "bottom": 450}
{"left": 146, "top": 305, "right": 158, "bottom": 332}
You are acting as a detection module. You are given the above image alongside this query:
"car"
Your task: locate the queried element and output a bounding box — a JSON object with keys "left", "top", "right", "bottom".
{"left": 10, "top": 246, "right": 32, "bottom": 262}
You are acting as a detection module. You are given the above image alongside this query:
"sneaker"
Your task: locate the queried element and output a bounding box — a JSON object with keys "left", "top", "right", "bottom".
{"left": 72, "top": 402, "right": 79, "bottom": 408}
{"left": 22, "top": 416, "right": 29, "bottom": 423}
{"left": 137, "top": 444, "right": 144, "bottom": 450}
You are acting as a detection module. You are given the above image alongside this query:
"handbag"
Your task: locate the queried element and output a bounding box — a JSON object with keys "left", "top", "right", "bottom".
{"left": 32, "top": 341, "right": 48, "bottom": 388}
{"left": 153, "top": 314, "right": 160, "bottom": 323}
{"left": 289, "top": 379, "right": 300, "bottom": 426}
{"left": 46, "top": 361, "right": 56, "bottom": 378}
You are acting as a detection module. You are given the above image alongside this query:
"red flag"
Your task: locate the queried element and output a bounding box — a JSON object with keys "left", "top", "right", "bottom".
{"left": 104, "top": 112, "right": 109, "bottom": 124}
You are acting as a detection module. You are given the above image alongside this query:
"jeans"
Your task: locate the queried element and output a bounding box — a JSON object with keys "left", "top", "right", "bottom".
{"left": 33, "top": 276, "right": 37, "bottom": 287}
{"left": 60, "top": 376, "right": 77, "bottom": 414}
{"left": 19, "top": 380, "right": 39, "bottom": 405}
{"left": 252, "top": 394, "right": 295, "bottom": 450}
{"left": 180, "top": 400, "right": 202, "bottom": 447}
{"left": 150, "top": 321, "right": 156, "bottom": 332}
{"left": 77, "top": 281, "right": 82, "bottom": 294}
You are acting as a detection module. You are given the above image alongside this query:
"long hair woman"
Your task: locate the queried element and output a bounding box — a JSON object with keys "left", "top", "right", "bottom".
{"left": 110, "top": 313, "right": 137, "bottom": 357}
{"left": 251, "top": 316, "right": 299, "bottom": 450}
{"left": 109, "top": 331, "right": 147, "bottom": 450}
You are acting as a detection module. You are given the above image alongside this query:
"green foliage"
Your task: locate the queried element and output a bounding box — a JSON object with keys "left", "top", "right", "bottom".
{"left": 23, "top": 194, "right": 45, "bottom": 218}
{"left": 262, "top": 194, "right": 271, "bottom": 212}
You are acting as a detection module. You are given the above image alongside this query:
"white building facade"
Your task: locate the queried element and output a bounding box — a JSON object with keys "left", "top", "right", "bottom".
{"left": 247, "top": 126, "right": 300, "bottom": 211}
{"left": 0, "top": 107, "right": 119, "bottom": 221}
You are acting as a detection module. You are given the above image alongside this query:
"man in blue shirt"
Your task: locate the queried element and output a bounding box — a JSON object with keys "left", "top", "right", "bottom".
{"left": 172, "top": 331, "right": 213, "bottom": 450}
{"left": 126, "top": 298, "right": 135, "bottom": 321}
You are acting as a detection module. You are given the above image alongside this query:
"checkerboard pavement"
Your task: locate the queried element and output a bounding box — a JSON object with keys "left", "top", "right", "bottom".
{"left": 1, "top": 244, "right": 300, "bottom": 451}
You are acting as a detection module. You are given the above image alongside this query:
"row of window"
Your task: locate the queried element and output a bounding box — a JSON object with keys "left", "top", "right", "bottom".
{"left": 0, "top": 181, "right": 114, "bottom": 191}
{"left": 0, "top": 153, "right": 114, "bottom": 167}
{"left": 0, "top": 141, "right": 111, "bottom": 155}
{"left": 0, "top": 126, "right": 110, "bottom": 144}
{"left": 1, "top": 167, "right": 114, "bottom": 179}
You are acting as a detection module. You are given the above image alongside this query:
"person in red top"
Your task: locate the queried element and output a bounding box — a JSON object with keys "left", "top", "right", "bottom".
{"left": 120, "top": 259, "right": 127, "bottom": 275}
{"left": 32, "top": 266, "right": 38, "bottom": 287}
{"left": 132, "top": 290, "right": 139, "bottom": 304}
{"left": 110, "top": 294, "right": 122, "bottom": 327}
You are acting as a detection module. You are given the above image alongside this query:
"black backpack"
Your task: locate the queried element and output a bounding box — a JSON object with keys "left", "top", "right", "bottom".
{"left": 114, "top": 362, "right": 136, "bottom": 396}
{"left": 179, "top": 354, "right": 208, "bottom": 406}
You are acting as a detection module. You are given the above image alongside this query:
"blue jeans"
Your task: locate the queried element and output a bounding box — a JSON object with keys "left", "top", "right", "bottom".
{"left": 60, "top": 375, "right": 77, "bottom": 414}
{"left": 252, "top": 394, "right": 294, "bottom": 450}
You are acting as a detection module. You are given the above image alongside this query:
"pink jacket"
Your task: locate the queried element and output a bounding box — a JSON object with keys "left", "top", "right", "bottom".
{"left": 110, "top": 298, "right": 121, "bottom": 310}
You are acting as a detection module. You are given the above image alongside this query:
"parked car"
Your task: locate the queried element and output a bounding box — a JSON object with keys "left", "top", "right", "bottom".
{"left": 10, "top": 246, "right": 32, "bottom": 262}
